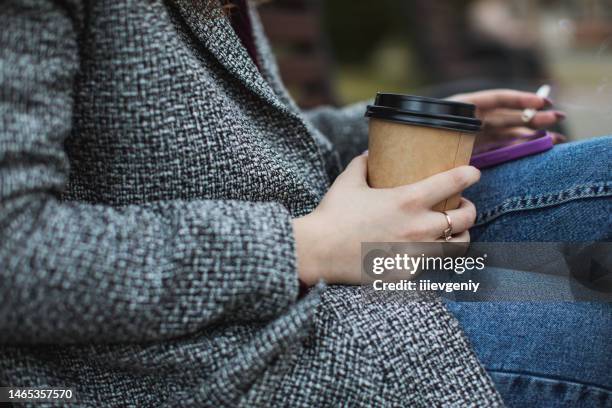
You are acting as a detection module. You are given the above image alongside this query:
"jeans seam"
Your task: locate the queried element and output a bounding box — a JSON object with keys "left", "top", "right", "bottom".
{"left": 487, "top": 368, "right": 612, "bottom": 394}
{"left": 475, "top": 182, "right": 612, "bottom": 226}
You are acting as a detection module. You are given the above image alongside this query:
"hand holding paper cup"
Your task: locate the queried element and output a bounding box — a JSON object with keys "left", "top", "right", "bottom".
{"left": 365, "top": 93, "right": 482, "bottom": 211}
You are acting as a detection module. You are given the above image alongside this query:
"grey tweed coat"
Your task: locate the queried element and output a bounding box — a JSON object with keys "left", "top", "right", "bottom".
{"left": 0, "top": 0, "right": 503, "bottom": 406}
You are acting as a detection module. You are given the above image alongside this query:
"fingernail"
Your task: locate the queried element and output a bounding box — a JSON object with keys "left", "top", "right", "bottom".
{"left": 551, "top": 132, "right": 567, "bottom": 143}
{"left": 554, "top": 111, "right": 566, "bottom": 120}
{"left": 544, "top": 97, "right": 554, "bottom": 107}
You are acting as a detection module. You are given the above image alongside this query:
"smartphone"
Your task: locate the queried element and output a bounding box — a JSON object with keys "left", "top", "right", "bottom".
{"left": 470, "top": 132, "right": 554, "bottom": 169}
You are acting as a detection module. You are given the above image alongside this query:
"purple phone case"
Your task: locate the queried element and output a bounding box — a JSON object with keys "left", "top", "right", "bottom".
{"left": 470, "top": 132, "right": 554, "bottom": 169}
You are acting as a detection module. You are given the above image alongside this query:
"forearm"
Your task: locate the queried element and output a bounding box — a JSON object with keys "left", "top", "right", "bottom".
{"left": 304, "top": 101, "right": 370, "bottom": 167}
{"left": 1, "top": 196, "right": 300, "bottom": 344}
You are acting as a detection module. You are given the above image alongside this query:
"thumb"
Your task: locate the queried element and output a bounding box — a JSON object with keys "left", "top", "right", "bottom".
{"left": 338, "top": 152, "right": 369, "bottom": 186}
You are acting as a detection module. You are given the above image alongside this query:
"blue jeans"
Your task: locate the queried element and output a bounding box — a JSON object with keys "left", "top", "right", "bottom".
{"left": 445, "top": 137, "right": 612, "bottom": 408}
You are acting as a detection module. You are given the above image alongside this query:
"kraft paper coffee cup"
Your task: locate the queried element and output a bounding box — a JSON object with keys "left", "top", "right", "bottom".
{"left": 365, "top": 93, "right": 482, "bottom": 212}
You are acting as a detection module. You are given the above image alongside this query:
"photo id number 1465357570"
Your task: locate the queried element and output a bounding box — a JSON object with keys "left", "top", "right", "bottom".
{"left": 0, "top": 387, "right": 75, "bottom": 403}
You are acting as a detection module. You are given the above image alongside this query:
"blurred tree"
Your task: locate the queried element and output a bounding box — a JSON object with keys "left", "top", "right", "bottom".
{"left": 321, "top": 0, "right": 408, "bottom": 64}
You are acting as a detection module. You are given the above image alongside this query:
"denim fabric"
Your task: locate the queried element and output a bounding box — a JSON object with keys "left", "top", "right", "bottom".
{"left": 447, "top": 137, "right": 612, "bottom": 407}
{"left": 466, "top": 136, "right": 612, "bottom": 242}
{"left": 446, "top": 302, "right": 612, "bottom": 408}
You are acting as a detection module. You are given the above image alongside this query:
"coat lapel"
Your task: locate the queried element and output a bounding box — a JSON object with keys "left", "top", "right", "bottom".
{"left": 170, "top": 0, "right": 294, "bottom": 115}
{"left": 247, "top": 2, "right": 302, "bottom": 114}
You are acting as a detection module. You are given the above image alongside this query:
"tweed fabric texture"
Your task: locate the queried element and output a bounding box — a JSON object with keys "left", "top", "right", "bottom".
{"left": 0, "top": 0, "right": 503, "bottom": 406}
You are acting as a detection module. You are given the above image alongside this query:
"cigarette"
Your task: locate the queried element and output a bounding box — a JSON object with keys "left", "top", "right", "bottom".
{"left": 522, "top": 84, "right": 551, "bottom": 123}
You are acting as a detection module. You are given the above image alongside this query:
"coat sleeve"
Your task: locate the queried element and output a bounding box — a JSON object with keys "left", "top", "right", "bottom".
{"left": 0, "top": 0, "right": 300, "bottom": 344}
{"left": 303, "top": 101, "right": 371, "bottom": 168}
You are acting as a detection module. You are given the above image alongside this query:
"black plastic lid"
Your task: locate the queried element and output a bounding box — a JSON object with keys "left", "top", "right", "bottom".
{"left": 365, "top": 93, "right": 482, "bottom": 133}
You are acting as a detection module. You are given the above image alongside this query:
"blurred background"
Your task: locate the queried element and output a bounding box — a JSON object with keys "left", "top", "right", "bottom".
{"left": 259, "top": 0, "right": 612, "bottom": 140}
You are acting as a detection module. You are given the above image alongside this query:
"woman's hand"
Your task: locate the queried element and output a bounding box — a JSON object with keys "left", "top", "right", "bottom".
{"left": 448, "top": 89, "right": 567, "bottom": 148}
{"left": 293, "top": 154, "right": 480, "bottom": 285}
